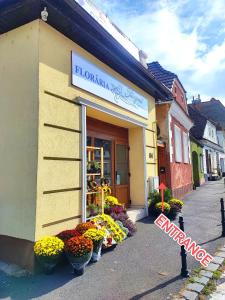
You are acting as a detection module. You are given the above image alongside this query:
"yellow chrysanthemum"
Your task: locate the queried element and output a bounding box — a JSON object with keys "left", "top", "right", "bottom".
{"left": 83, "top": 228, "right": 106, "bottom": 242}
{"left": 34, "top": 236, "right": 64, "bottom": 257}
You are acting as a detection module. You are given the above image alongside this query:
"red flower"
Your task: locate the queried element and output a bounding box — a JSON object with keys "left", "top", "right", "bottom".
{"left": 75, "top": 222, "right": 96, "bottom": 235}
{"left": 65, "top": 236, "right": 93, "bottom": 257}
{"left": 57, "top": 229, "right": 81, "bottom": 242}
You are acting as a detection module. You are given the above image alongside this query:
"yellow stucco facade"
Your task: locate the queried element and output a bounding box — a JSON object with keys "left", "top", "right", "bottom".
{"left": 0, "top": 22, "right": 39, "bottom": 241}
{"left": 0, "top": 20, "right": 158, "bottom": 244}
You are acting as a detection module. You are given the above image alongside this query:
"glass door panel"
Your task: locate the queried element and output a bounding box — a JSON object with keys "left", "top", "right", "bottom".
{"left": 94, "top": 138, "right": 112, "bottom": 186}
{"left": 116, "top": 144, "right": 128, "bottom": 185}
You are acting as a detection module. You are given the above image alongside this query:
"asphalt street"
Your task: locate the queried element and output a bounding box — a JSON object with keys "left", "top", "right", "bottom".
{"left": 0, "top": 180, "right": 225, "bottom": 300}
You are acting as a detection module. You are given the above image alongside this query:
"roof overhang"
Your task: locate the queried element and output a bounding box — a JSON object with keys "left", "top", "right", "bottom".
{"left": 201, "top": 139, "right": 224, "bottom": 153}
{"left": 169, "top": 101, "right": 193, "bottom": 131}
{"left": 0, "top": 0, "right": 172, "bottom": 101}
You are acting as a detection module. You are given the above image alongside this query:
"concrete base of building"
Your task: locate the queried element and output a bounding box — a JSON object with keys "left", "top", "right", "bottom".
{"left": 0, "top": 235, "right": 36, "bottom": 273}
{"left": 172, "top": 183, "right": 193, "bottom": 199}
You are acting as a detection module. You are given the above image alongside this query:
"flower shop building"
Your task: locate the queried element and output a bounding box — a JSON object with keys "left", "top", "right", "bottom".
{"left": 0, "top": 0, "right": 171, "bottom": 270}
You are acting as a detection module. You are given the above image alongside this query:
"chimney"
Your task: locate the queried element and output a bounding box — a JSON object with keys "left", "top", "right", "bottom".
{"left": 139, "top": 50, "right": 148, "bottom": 69}
{"left": 192, "top": 94, "right": 201, "bottom": 104}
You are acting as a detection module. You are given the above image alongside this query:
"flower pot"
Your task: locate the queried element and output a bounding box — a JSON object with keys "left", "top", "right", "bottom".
{"left": 91, "top": 239, "right": 103, "bottom": 262}
{"left": 66, "top": 251, "right": 92, "bottom": 276}
{"left": 36, "top": 254, "right": 61, "bottom": 274}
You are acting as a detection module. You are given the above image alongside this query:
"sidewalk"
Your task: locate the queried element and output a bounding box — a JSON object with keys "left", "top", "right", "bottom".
{"left": 0, "top": 180, "right": 225, "bottom": 300}
{"left": 210, "top": 268, "right": 225, "bottom": 300}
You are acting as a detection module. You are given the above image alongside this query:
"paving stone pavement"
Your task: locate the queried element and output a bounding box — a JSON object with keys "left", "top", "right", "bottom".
{"left": 0, "top": 180, "right": 225, "bottom": 300}
{"left": 210, "top": 272, "right": 225, "bottom": 299}
{"left": 178, "top": 237, "right": 225, "bottom": 299}
{"left": 199, "top": 270, "right": 214, "bottom": 278}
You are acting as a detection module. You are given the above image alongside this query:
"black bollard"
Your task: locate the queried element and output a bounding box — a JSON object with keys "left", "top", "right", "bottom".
{"left": 220, "top": 198, "right": 225, "bottom": 237}
{"left": 179, "top": 216, "right": 189, "bottom": 277}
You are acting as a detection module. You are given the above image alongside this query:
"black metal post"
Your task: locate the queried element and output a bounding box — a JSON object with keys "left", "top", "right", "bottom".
{"left": 220, "top": 198, "right": 225, "bottom": 237}
{"left": 179, "top": 216, "right": 189, "bottom": 277}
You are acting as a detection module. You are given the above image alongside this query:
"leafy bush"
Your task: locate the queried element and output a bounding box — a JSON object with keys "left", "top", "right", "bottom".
{"left": 148, "top": 190, "right": 161, "bottom": 206}
{"left": 154, "top": 202, "right": 171, "bottom": 215}
{"left": 164, "top": 188, "right": 172, "bottom": 202}
{"left": 148, "top": 188, "right": 172, "bottom": 206}
{"left": 148, "top": 189, "right": 177, "bottom": 218}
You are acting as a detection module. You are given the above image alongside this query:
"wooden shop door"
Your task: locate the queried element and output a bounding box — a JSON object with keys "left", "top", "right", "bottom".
{"left": 115, "top": 142, "right": 129, "bottom": 206}
{"left": 87, "top": 117, "right": 130, "bottom": 206}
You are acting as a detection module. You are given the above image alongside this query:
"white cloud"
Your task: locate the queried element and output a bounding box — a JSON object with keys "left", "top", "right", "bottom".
{"left": 92, "top": 0, "right": 225, "bottom": 103}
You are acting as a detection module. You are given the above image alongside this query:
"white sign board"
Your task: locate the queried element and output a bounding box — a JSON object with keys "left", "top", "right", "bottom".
{"left": 72, "top": 51, "right": 148, "bottom": 119}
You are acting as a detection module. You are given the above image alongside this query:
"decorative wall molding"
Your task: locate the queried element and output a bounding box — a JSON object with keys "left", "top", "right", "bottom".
{"left": 169, "top": 101, "right": 193, "bottom": 131}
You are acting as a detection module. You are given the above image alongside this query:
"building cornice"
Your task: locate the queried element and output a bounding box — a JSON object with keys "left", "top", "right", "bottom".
{"left": 169, "top": 101, "right": 193, "bottom": 131}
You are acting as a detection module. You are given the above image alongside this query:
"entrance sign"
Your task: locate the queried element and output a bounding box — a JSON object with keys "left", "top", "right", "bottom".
{"left": 155, "top": 214, "right": 213, "bottom": 267}
{"left": 72, "top": 51, "right": 149, "bottom": 119}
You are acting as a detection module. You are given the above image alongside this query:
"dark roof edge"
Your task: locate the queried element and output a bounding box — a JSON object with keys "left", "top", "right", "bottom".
{"left": 190, "top": 135, "right": 203, "bottom": 147}
{"left": 189, "top": 104, "right": 218, "bottom": 127}
{"left": 0, "top": 0, "right": 172, "bottom": 101}
{"left": 147, "top": 61, "right": 186, "bottom": 93}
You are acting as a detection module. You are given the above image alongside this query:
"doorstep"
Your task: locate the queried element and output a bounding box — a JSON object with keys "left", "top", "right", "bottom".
{"left": 127, "top": 206, "right": 147, "bottom": 222}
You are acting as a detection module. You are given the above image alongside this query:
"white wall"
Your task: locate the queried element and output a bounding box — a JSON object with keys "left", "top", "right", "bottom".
{"left": 217, "top": 131, "right": 225, "bottom": 150}
{"left": 203, "top": 121, "right": 218, "bottom": 144}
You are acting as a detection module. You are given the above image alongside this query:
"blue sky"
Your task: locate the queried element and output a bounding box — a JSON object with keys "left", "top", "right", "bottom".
{"left": 92, "top": 0, "right": 225, "bottom": 104}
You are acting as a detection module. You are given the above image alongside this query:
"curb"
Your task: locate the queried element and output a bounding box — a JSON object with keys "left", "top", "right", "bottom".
{"left": 176, "top": 246, "right": 225, "bottom": 300}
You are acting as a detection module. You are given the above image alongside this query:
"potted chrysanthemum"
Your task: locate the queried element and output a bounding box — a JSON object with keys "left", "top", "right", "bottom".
{"left": 83, "top": 228, "right": 106, "bottom": 262}
{"left": 75, "top": 222, "right": 96, "bottom": 235}
{"left": 64, "top": 236, "right": 93, "bottom": 275}
{"left": 57, "top": 229, "right": 81, "bottom": 242}
{"left": 34, "top": 236, "right": 64, "bottom": 274}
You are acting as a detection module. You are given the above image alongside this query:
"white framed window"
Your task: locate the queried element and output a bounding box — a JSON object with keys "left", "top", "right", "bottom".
{"left": 183, "top": 132, "right": 189, "bottom": 163}
{"left": 174, "top": 125, "right": 182, "bottom": 162}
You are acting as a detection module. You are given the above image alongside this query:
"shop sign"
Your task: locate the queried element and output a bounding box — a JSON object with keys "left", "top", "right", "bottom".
{"left": 72, "top": 51, "right": 148, "bottom": 119}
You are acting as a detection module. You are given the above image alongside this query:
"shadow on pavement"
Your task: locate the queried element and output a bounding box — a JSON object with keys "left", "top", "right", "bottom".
{"left": 129, "top": 275, "right": 182, "bottom": 300}
{"left": 136, "top": 216, "right": 155, "bottom": 225}
{"left": 199, "top": 236, "right": 222, "bottom": 246}
{"left": 0, "top": 263, "right": 74, "bottom": 300}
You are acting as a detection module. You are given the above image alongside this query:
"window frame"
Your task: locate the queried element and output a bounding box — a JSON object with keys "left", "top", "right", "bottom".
{"left": 183, "top": 132, "right": 189, "bottom": 164}
{"left": 174, "top": 124, "right": 183, "bottom": 163}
